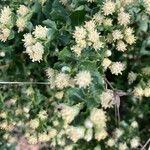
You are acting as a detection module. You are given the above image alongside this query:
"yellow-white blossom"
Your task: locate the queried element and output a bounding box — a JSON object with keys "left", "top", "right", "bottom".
{"left": 27, "top": 135, "right": 38, "bottom": 145}
{"left": 25, "top": 42, "right": 44, "bottom": 62}
{"left": 38, "top": 132, "right": 49, "bottom": 142}
{"left": 107, "top": 138, "right": 116, "bottom": 147}
{"left": 95, "top": 129, "right": 108, "bottom": 141}
{"left": 16, "top": 17, "right": 26, "bottom": 31}
{"left": 131, "top": 121, "right": 138, "bottom": 128}
{"left": 103, "top": 18, "right": 113, "bottom": 26}
{"left": 133, "top": 86, "right": 143, "bottom": 97}
{"left": 118, "top": 11, "right": 130, "bottom": 26}
{"left": 143, "top": 87, "right": 150, "bottom": 97}
{"left": 29, "top": 119, "right": 39, "bottom": 129}
{"left": 142, "top": 67, "right": 150, "bottom": 76}
{"left": 119, "top": 143, "right": 128, "bottom": 150}
{"left": 93, "top": 12, "right": 104, "bottom": 25}
{"left": 84, "top": 128, "right": 93, "bottom": 141}
{"left": 60, "top": 103, "right": 82, "bottom": 124}
{"left": 23, "top": 33, "right": 35, "bottom": 47}
{"left": 116, "top": 40, "right": 127, "bottom": 52}
{"left": 55, "top": 73, "right": 70, "bottom": 89}
{"left": 100, "top": 89, "right": 115, "bottom": 109}
{"left": 0, "top": 28, "right": 10, "bottom": 42}
{"left": 90, "top": 108, "right": 107, "bottom": 129}
{"left": 125, "top": 34, "right": 136, "bottom": 45}
{"left": 75, "top": 71, "right": 92, "bottom": 88}
{"left": 17, "top": 5, "right": 29, "bottom": 16}
{"left": 102, "top": 58, "right": 112, "bottom": 70}
{"left": 114, "top": 128, "right": 124, "bottom": 139}
{"left": 112, "top": 30, "right": 123, "bottom": 41}
{"left": 109, "top": 62, "right": 125, "bottom": 75}
{"left": 46, "top": 68, "right": 55, "bottom": 79}
{"left": 130, "top": 137, "right": 140, "bottom": 148}
{"left": 66, "top": 126, "right": 85, "bottom": 142}
{"left": 0, "top": 6, "right": 12, "bottom": 25}
{"left": 128, "top": 72, "right": 137, "bottom": 84}
{"left": 33, "top": 25, "right": 49, "bottom": 39}
{"left": 102, "top": 0, "right": 116, "bottom": 16}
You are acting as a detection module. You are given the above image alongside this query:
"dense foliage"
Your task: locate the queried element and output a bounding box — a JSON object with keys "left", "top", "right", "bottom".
{"left": 0, "top": 0, "right": 150, "bottom": 149}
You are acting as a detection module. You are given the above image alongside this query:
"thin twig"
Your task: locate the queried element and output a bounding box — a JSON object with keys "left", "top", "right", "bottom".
{"left": 104, "top": 78, "right": 115, "bottom": 90}
{"left": 141, "top": 138, "right": 150, "bottom": 150}
{"left": 0, "top": 81, "right": 50, "bottom": 85}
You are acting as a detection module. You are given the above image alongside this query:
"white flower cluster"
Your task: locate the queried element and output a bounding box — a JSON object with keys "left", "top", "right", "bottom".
{"left": 100, "top": 89, "right": 115, "bottom": 109}
{"left": 16, "top": 5, "right": 30, "bottom": 31}
{"left": 0, "top": 6, "right": 12, "bottom": 42}
{"left": 72, "top": 20, "right": 103, "bottom": 56}
{"left": 60, "top": 103, "right": 83, "bottom": 124}
{"left": 144, "top": 0, "right": 150, "bottom": 13}
{"left": 46, "top": 68, "right": 92, "bottom": 89}
{"left": 133, "top": 86, "right": 150, "bottom": 97}
{"left": 23, "top": 25, "right": 49, "bottom": 62}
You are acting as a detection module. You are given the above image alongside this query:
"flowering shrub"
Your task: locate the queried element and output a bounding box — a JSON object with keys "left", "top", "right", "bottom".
{"left": 0, "top": 0, "right": 150, "bottom": 149}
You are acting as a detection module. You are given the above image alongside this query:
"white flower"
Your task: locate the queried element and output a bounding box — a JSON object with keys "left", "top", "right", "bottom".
{"left": 131, "top": 121, "right": 138, "bottom": 128}
{"left": 102, "top": 0, "right": 116, "bottom": 16}
{"left": 48, "top": 128, "right": 57, "bottom": 138}
{"left": 125, "top": 34, "right": 136, "bottom": 45}
{"left": 118, "top": 11, "right": 130, "bottom": 26}
{"left": 102, "top": 58, "right": 112, "bottom": 70}
{"left": 29, "top": 119, "right": 39, "bottom": 129}
{"left": 95, "top": 129, "right": 108, "bottom": 141}
{"left": 107, "top": 138, "right": 115, "bottom": 147}
{"left": 55, "top": 73, "right": 70, "bottom": 89}
{"left": 90, "top": 108, "right": 107, "bottom": 129}
{"left": 60, "top": 103, "right": 82, "bottom": 124}
{"left": 105, "top": 50, "right": 112, "bottom": 57}
{"left": 38, "top": 132, "right": 49, "bottom": 142}
{"left": 142, "top": 67, "right": 150, "bottom": 75}
{"left": 109, "top": 62, "right": 125, "bottom": 75}
{"left": 17, "top": 5, "right": 29, "bottom": 16}
{"left": 64, "top": 145, "right": 73, "bottom": 150}
{"left": 84, "top": 20, "right": 96, "bottom": 32}
{"left": 84, "top": 128, "right": 93, "bottom": 141}
{"left": 46, "top": 68, "right": 55, "bottom": 79}
{"left": 33, "top": 25, "right": 48, "bottom": 39}
{"left": 73, "top": 26, "right": 87, "bottom": 42}
{"left": 16, "top": 17, "right": 26, "bottom": 31}
{"left": 116, "top": 41, "right": 127, "bottom": 52}
{"left": 130, "top": 137, "right": 140, "bottom": 148}
{"left": 75, "top": 71, "right": 92, "bottom": 88}
{"left": 133, "top": 86, "right": 143, "bottom": 97}
{"left": 66, "top": 126, "right": 85, "bottom": 142}
{"left": 0, "top": 6, "right": 12, "bottom": 25}
{"left": 128, "top": 72, "right": 137, "bottom": 84}
{"left": 27, "top": 135, "right": 38, "bottom": 145}
{"left": 0, "top": 51, "right": 5, "bottom": 57}
{"left": 114, "top": 128, "right": 124, "bottom": 139}
{"left": 124, "top": 27, "right": 134, "bottom": 36}
{"left": 93, "top": 13, "right": 104, "bottom": 25}
{"left": 100, "top": 89, "right": 115, "bottom": 109}
{"left": 144, "top": 87, "right": 150, "bottom": 97}
{"left": 84, "top": 119, "right": 93, "bottom": 129}
{"left": 103, "top": 18, "right": 112, "bottom": 26}
{"left": 23, "top": 33, "right": 35, "bottom": 47}
{"left": 71, "top": 45, "right": 82, "bottom": 56}
{"left": 112, "top": 30, "right": 123, "bottom": 41}
{"left": 55, "top": 91, "right": 64, "bottom": 99}
{"left": 38, "top": 110, "right": 48, "bottom": 120}
{"left": 0, "top": 28, "right": 10, "bottom": 42}
{"left": 26, "top": 42, "right": 44, "bottom": 62}
{"left": 119, "top": 143, "right": 127, "bottom": 150}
